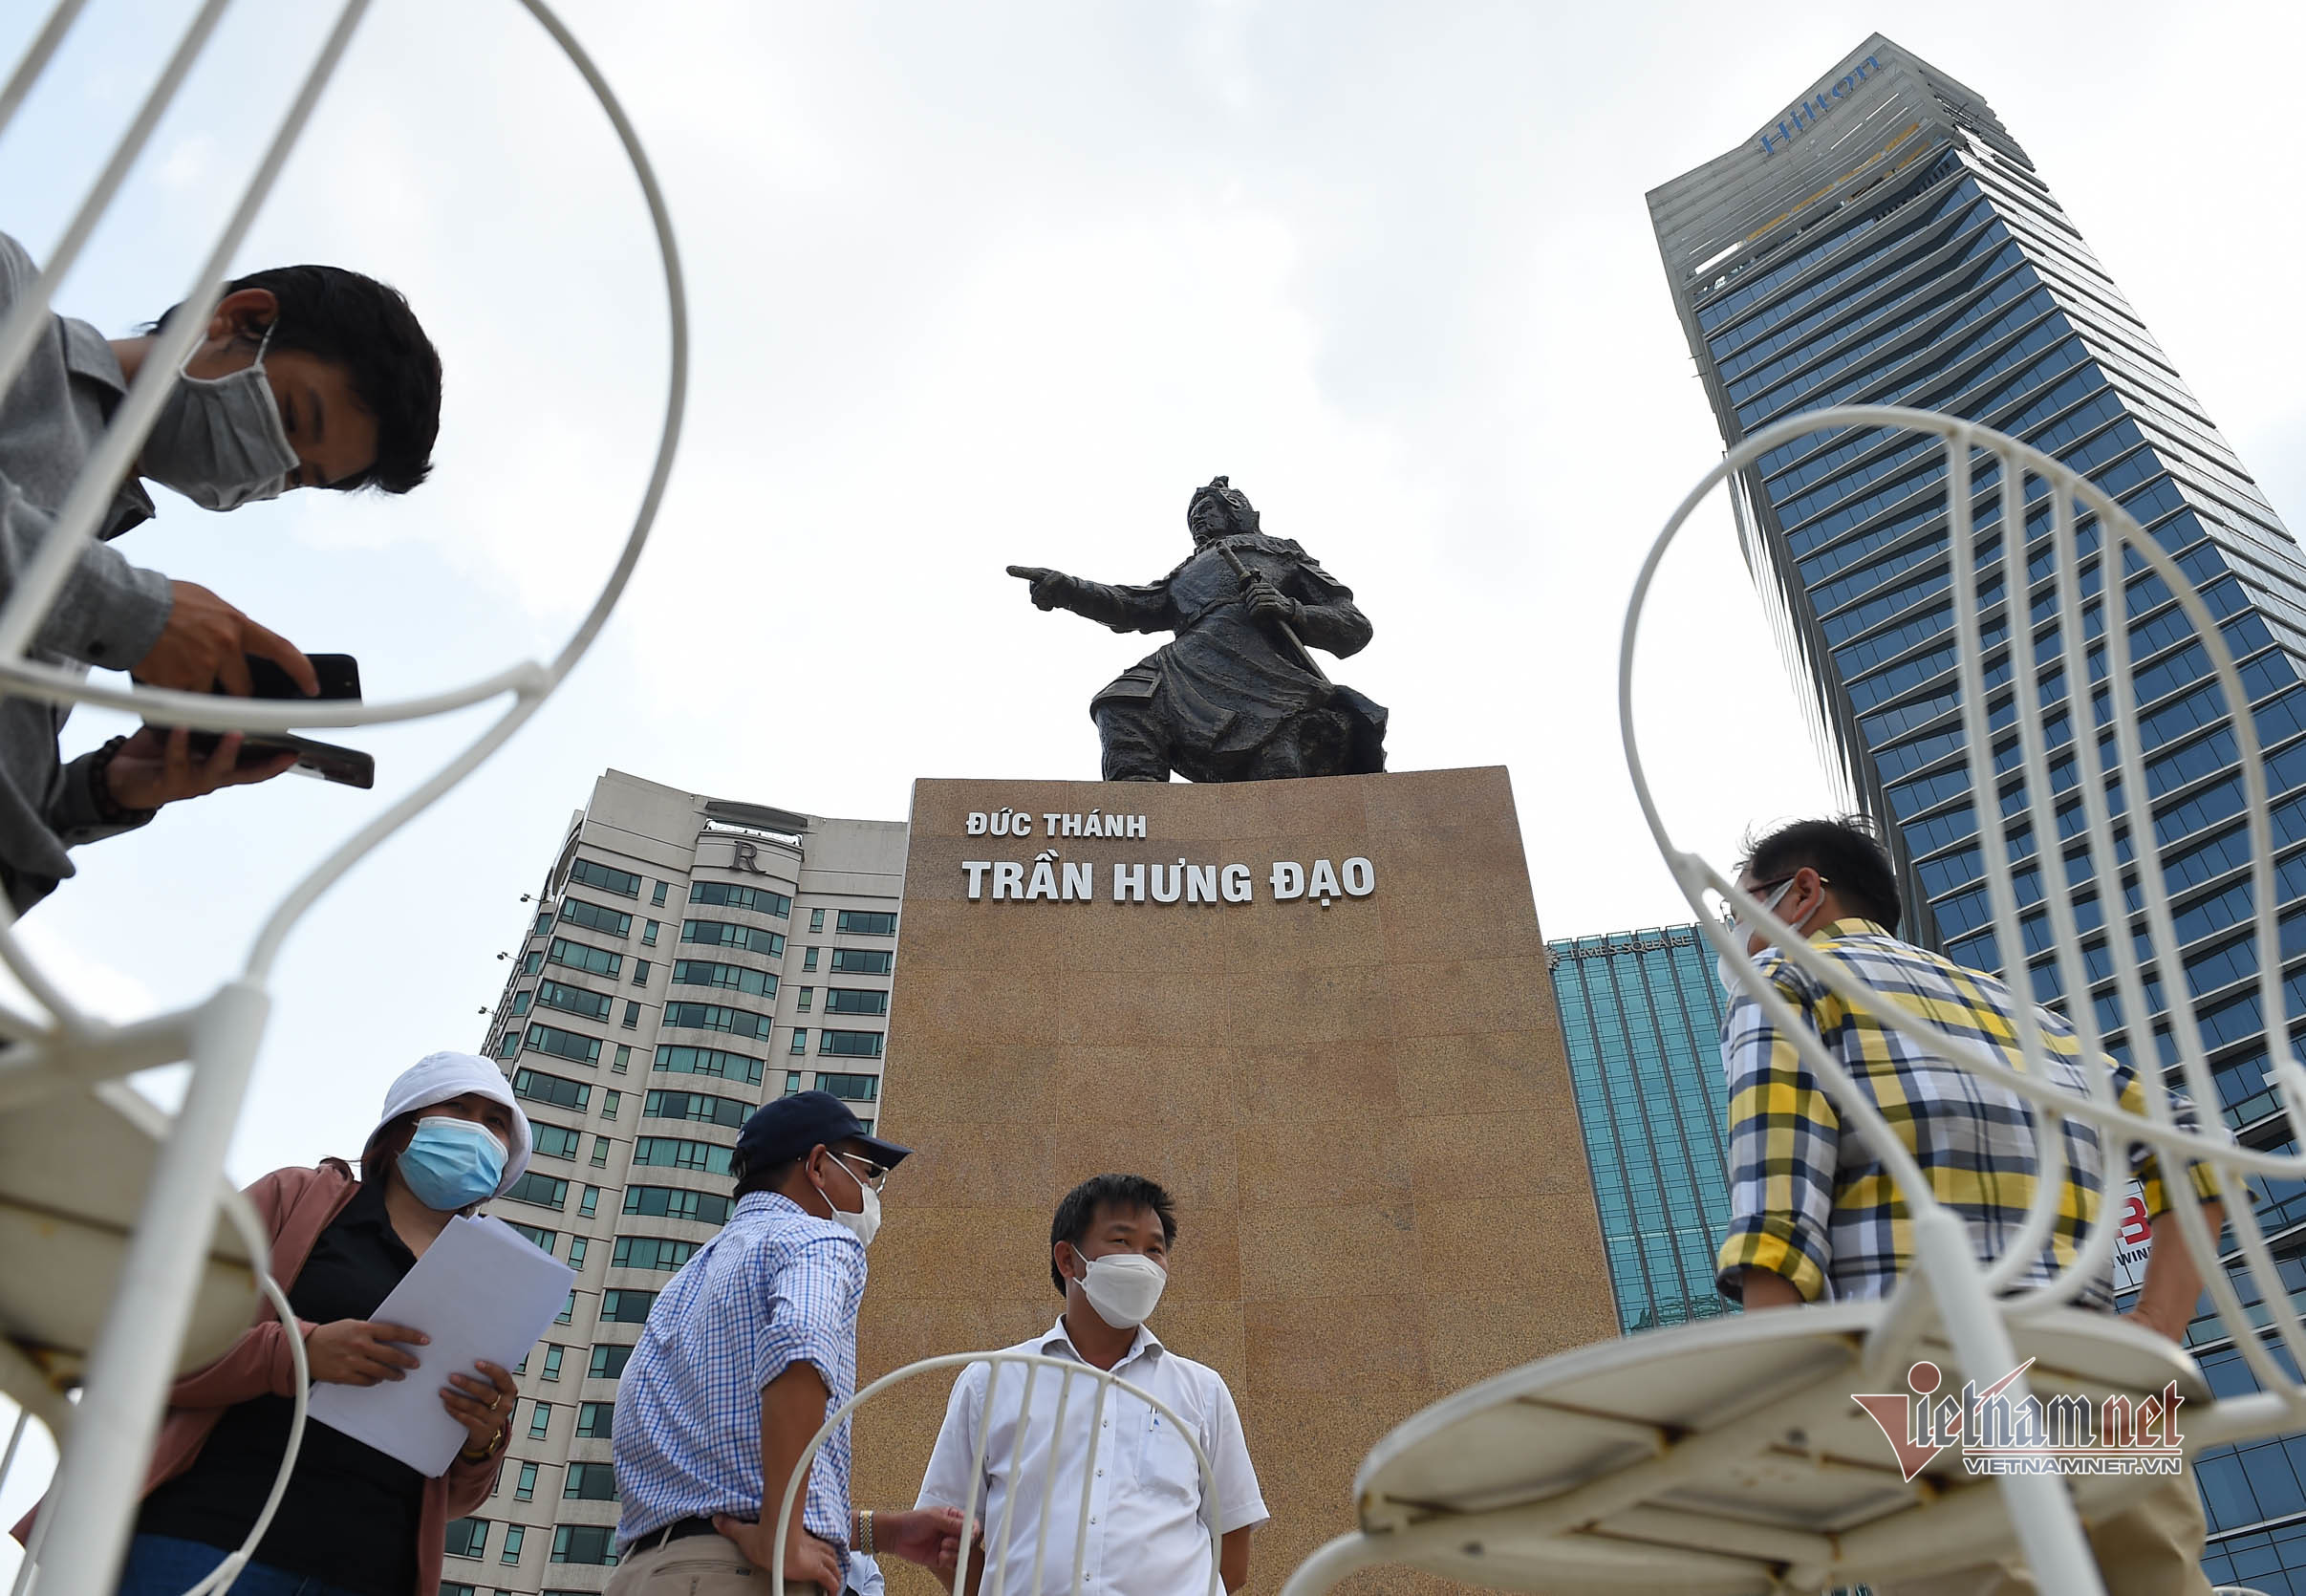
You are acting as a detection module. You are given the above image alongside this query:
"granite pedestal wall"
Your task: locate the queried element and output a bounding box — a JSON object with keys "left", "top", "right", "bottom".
{"left": 854, "top": 767, "right": 1617, "bottom": 1593}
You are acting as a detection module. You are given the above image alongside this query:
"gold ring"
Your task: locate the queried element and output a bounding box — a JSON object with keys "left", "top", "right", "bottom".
{"left": 487, "top": 1395, "right": 501, "bottom": 1412}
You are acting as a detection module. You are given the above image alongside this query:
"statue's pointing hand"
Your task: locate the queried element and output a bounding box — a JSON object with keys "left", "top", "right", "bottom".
{"left": 1006, "top": 565, "right": 1071, "bottom": 612}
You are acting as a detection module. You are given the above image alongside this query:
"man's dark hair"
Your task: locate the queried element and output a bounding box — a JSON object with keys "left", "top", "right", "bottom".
{"left": 1050, "top": 1174, "right": 1177, "bottom": 1295}
{"left": 1741, "top": 816, "right": 1902, "bottom": 934}
{"left": 152, "top": 266, "right": 442, "bottom": 494}
{"left": 733, "top": 1154, "right": 799, "bottom": 1201}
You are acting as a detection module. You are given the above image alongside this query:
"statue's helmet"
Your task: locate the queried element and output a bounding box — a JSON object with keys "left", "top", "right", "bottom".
{"left": 1188, "top": 475, "right": 1260, "bottom": 541}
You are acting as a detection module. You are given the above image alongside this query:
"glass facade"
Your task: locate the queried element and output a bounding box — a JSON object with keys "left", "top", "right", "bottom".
{"left": 1551, "top": 924, "right": 1734, "bottom": 1334}
{"left": 1652, "top": 34, "right": 2306, "bottom": 1582}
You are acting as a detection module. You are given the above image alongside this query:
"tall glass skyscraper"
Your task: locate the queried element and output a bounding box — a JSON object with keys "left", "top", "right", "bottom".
{"left": 1650, "top": 35, "right": 2306, "bottom": 1586}
{"left": 1552, "top": 924, "right": 1734, "bottom": 1334}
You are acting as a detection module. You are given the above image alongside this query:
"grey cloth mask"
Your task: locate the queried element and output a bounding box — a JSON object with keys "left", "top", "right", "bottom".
{"left": 140, "top": 322, "right": 300, "bottom": 510}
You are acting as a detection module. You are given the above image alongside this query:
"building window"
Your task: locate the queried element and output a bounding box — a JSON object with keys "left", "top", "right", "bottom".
{"left": 785, "top": 1070, "right": 803, "bottom": 1095}
{"left": 568, "top": 859, "right": 642, "bottom": 898}
{"left": 564, "top": 1460, "right": 620, "bottom": 1502}
{"left": 663, "top": 1002, "right": 772, "bottom": 1040}
{"left": 541, "top": 1344, "right": 565, "bottom": 1382}
{"left": 588, "top": 1344, "right": 632, "bottom": 1381}
{"left": 680, "top": 919, "right": 785, "bottom": 958}
{"left": 510, "top": 990, "right": 532, "bottom": 1016}
{"left": 592, "top": 1136, "right": 612, "bottom": 1167}
{"left": 553, "top": 1291, "right": 573, "bottom": 1325}
{"left": 533, "top": 911, "right": 552, "bottom": 938}
{"left": 559, "top": 898, "right": 633, "bottom": 938}
{"left": 670, "top": 960, "right": 775, "bottom": 998}
{"left": 622, "top": 1186, "right": 733, "bottom": 1226}
{"left": 819, "top": 1030, "right": 884, "bottom": 1059}
{"left": 532, "top": 1124, "right": 582, "bottom": 1161}
{"left": 514, "top": 1462, "right": 539, "bottom": 1502}
{"left": 500, "top": 1523, "right": 525, "bottom": 1565}
{"left": 444, "top": 1519, "right": 488, "bottom": 1560}
{"left": 824, "top": 988, "right": 887, "bottom": 1016}
{"left": 537, "top": 981, "right": 613, "bottom": 1024}
{"left": 643, "top": 1088, "right": 748, "bottom": 1129}
{"left": 641, "top": 920, "right": 660, "bottom": 947}
{"left": 809, "top": 908, "right": 826, "bottom": 933}
{"left": 632, "top": 960, "right": 651, "bottom": 987}
{"left": 653, "top": 1045, "right": 765, "bottom": 1089}
{"left": 579, "top": 1186, "right": 601, "bottom": 1219}
{"left": 601, "top": 1089, "right": 621, "bottom": 1120}
{"left": 512, "top": 1068, "right": 591, "bottom": 1113}
{"left": 549, "top": 938, "right": 621, "bottom": 979}
{"left": 568, "top": 1237, "right": 588, "bottom": 1270}
{"left": 598, "top": 1289, "right": 656, "bottom": 1325}
{"left": 504, "top": 1173, "right": 571, "bottom": 1212}
{"left": 495, "top": 1033, "right": 519, "bottom": 1061}
{"left": 789, "top": 1029, "right": 807, "bottom": 1055}
{"left": 690, "top": 881, "right": 791, "bottom": 918}
{"left": 796, "top": 988, "right": 812, "bottom": 1012}
{"left": 575, "top": 1400, "right": 614, "bottom": 1439}
{"left": 632, "top": 1136, "right": 732, "bottom": 1175}
{"left": 622, "top": 1001, "right": 641, "bottom": 1029}
{"left": 612, "top": 1044, "right": 632, "bottom": 1074}
{"left": 528, "top": 1402, "right": 552, "bottom": 1440}
{"left": 815, "top": 1071, "right": 879, "bottom": 1103}
{"left": 801, "top": 947, "right": 818, "bottom": 972}
{"left": 507, "top": 1222, "right": 556, "bottom": 1254}
{"left": 837, "top": 910, "right": 897, "bottom": 937}
{"left": 551, "top": 1523, "right": 619, "bottom": 1565}
{"left": 523, "top": 1025, "right": 601, "bottom": 1068}
{"left": 524, "top": 949, "right": 545, "bottom": 975}
{"left": 612, "top": 1236, "right": 700, "bottom": 1272}
{"left": 829, "top": 948, "right": 893, "bottom": 976}
{"left": 652, "top": 880, "right": 669, "bottom": 907}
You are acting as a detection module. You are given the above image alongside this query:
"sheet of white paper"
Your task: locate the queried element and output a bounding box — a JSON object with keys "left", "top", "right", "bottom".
{"left": 308, "top": 1213, "right": 575, "bottom": 1474}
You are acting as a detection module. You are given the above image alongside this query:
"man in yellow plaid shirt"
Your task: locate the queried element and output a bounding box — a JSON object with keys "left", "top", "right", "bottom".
{"left": 1716, "top": 818, "right": 2225, "bottom": 1596}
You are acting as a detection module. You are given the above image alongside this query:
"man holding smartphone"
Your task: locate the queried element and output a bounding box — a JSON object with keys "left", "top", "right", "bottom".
{"left": 0, "top": 227, "right": 442, "bottom": 915}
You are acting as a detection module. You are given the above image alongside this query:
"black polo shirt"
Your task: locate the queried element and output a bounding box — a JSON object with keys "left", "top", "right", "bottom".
{"left": 139, "top": 1176, "right": 427, "bottom": 1595}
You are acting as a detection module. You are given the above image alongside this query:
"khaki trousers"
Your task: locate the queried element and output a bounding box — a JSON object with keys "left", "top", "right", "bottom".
{"left": 603, "top": 1532, "right": 829, "bottom": 1596}
{"left": 1875, "top": 1468, "right": 2210, "bottom": 1596}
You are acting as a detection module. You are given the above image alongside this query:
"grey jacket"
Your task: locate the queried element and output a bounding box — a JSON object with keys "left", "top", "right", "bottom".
{"left": 0, "top": 230, "right": 175, "bottom": 915}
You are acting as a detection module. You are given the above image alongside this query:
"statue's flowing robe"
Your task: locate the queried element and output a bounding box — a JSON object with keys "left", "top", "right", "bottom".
{"left": 1064, "top": 532, "right": 1388, "bottom": 780}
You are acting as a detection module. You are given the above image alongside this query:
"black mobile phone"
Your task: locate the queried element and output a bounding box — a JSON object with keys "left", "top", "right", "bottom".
{"left": 182, "top": 653, "right": 375, "bottom": 790}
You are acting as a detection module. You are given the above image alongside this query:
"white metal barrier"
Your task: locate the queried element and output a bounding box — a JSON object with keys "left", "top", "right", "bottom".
{"left": 0, "top": 0, "right": 686, "bottom": 1588}
{"left": 774, "top": 1350, "right": 1224, "bottom": 1596}
{"left": 1278, "top": 404, "right": 2306, "bottom": 1594}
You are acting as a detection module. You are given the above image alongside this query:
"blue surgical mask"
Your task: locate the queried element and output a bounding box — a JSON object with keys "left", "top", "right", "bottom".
{"left": 398, "top": 1116, "right": 507, "bottom": 1212}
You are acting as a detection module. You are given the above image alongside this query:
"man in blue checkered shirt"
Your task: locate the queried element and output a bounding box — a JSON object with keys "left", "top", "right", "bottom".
{"left": 609, "top": 1091, "right": 967, "bottom": 1595}
{"left": 1716, "top": 818, "right": 2223, "bottom": 1596}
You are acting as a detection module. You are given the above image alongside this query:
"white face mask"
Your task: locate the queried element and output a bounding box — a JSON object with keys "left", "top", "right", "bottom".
{"left": 813, "top": 1152, "right": 882, "bottom": 1248}
{"left": 1070, "top": 1247, "right": 1168, "bottom": 1328}
{"left": 140, "top": 321, "right": 300, "bottom": 511}
{"left": 1715, "top": 877, "right": 1799, "bottom": 996}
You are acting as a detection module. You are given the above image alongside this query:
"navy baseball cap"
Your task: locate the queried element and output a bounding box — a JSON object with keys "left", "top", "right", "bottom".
{"left": 736, "top": 1090, "right": 912, "bottom": 1176}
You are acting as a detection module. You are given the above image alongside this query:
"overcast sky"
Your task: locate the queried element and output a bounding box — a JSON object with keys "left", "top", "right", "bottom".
{"left": 2, "top": 0, "right": 2302, "bottom": 1553}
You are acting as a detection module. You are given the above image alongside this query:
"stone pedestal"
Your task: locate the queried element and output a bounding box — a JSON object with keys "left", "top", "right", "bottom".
{"left": 853, "top": 767, "right": 1616, "bottom": 1592}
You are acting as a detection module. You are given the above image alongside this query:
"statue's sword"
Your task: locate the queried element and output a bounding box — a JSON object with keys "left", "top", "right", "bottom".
{"left": 1215, "top": 541, "right": 1330, "bottom": 683}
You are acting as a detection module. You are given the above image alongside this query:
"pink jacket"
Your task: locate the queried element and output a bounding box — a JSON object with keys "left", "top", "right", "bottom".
{"left": 11, "top": 1160, "right": 515, "bottom": 1596}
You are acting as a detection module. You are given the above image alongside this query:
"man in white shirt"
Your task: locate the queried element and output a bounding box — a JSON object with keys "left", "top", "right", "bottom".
{"left": 916, "top": 1175, "right": 1267, "bottom": 1595}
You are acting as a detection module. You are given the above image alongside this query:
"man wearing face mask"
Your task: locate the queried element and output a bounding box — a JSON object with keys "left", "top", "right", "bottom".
{"left": 0, "top": 229, "right": 442, "bottom": 915}
{"left": 916, "top": 1174, "right": 1267, "bottom": 1596}
{"left": 610, "top": 1091, "right": 969, "bottom": 1596}
{"left": 1715, "top": 817, "right": 2223, "bottom": 1596}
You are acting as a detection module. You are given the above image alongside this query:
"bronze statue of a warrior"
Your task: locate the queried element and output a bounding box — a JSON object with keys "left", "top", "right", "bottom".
{"left": 1008, "top": 477, "right": 1388, "bottom": 783}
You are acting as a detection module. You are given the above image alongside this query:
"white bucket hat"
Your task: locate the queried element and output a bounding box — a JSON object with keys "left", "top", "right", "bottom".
{"left": 366, "top": 1050, "right": 533, "bottom": 1195}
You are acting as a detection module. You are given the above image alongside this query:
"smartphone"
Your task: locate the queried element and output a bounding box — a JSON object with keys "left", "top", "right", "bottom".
{"left": 181, "top": 653, "right": 376, "bottom": 790}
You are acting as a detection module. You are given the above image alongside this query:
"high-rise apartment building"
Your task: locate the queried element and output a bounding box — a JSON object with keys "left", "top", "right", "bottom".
{"left": 447, "top": 770, "right": 906, "bottom": 1594}
{"left": 1651, "top": 35, "right": 2306, "bottom": 1583}
{"left": 1552, "top": 924, "right": 1734, "bottom": 1334}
